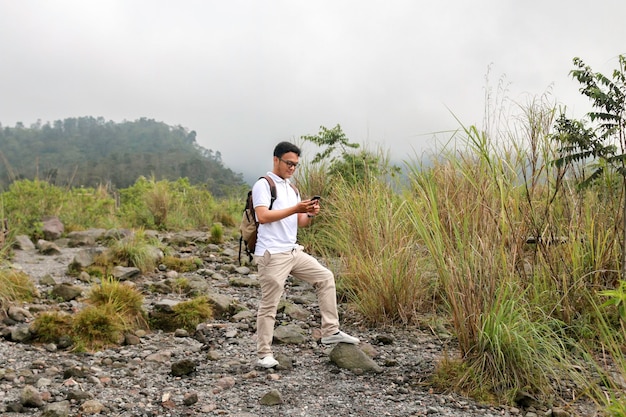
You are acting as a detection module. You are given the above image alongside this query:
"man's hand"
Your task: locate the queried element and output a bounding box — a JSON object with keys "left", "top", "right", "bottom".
{"left": 296, "top": 198, "right": 320, "bottom": 215}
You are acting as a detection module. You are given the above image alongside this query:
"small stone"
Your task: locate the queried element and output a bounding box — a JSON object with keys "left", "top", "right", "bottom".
{"left": 260, "top": 389, "right": 283, "bottom": 406}
{"left": 183, "top": 392, "right": 198, "bottom": 406}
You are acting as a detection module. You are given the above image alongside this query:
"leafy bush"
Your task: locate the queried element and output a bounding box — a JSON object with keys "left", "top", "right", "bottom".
{"left": 0, "top": 179, "right": 118, "bottom": 238}
{"left": 117, "top": 177, "right": 217, "bottom": 230}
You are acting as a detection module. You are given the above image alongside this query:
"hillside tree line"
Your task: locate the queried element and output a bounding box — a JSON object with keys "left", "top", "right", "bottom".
{"left": 0, "top": 116, "right": 246, "bottom": 197}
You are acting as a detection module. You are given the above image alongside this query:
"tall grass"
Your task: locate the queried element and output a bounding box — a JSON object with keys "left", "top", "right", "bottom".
{"left": 403, "top": 96, "right": 604, "bottom": 404}
{"left": 304, "top": 171, "right": 434, "bottom": 325}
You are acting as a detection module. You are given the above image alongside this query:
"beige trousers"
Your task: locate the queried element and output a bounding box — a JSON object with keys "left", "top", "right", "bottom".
{"left": 254, "top": 245, "right": 340, "bottom": 358}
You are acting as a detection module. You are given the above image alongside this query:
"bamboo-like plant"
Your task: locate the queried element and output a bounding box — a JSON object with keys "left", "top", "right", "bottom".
{"left": 404, "top": 94, "right": 597, "bottom": 404}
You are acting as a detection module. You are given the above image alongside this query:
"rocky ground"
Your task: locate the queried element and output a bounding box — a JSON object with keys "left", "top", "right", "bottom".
{"left": 0, "top": 229, "right": 601, "bottom": 417}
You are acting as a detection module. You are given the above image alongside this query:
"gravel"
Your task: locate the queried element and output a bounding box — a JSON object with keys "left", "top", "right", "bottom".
{"left": 0, "top": 233, "right": 599, "bottom": 417}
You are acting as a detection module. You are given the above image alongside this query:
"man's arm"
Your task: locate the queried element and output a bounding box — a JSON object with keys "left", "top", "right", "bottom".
{"left": 256, "top": 199, "right": 318, "bottom": 224}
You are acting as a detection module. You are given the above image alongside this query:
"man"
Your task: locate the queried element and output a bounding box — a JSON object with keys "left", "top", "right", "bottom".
{"left": 253, "top": 141, "right": 360, "bottom": 368}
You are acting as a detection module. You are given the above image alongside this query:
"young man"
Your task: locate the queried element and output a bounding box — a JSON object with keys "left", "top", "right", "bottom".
{"left": 252, "top": 141, "right": 360, "bottom": 368}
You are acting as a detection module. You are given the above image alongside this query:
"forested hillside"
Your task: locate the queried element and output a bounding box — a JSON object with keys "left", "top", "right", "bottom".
{"left": 0, "top": 117, "right": 246, "bottom": 197}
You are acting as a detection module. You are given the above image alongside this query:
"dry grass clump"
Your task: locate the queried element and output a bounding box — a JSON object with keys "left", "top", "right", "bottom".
{"left": 31, "top": 310, "right": 74, "bottom": 344}
{"left": 103, "top": 229, "right": 163, "bottom": 273}
{"left": 150, "top": 296, "right": 213, "bottom": 333}
{"left": 0, "top": 268, "right": 38, "bottom": 308}
{"left": 31, "top": 277, "right": 148, "bottom": 351}
{"left": 72, "top": 304, "right": 126, "bottom": 351}
{"left": 87, "top": 277, "right": 148, "bottom": 330}
{"left": 161, "top": 255, "right": 202, "bottom": 272}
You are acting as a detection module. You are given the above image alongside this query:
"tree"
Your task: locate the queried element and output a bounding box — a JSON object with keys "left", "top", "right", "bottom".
{"left": 301, "top": 124, "right": 359, "bottom": 165}
{"left": 552, "top": 55, "right": 626, "bottom": 278}
{"left": 301, "top": 124, "right": 397, "bottom": 184}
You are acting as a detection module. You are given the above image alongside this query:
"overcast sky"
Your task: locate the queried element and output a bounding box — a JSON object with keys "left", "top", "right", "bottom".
{"left": 1, "top": 1, "right": 625, "bottom": 183}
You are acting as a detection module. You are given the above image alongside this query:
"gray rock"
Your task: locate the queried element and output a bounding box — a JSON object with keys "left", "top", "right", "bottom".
{"left": 229, "top": 276, "right": 259, "bottom": 288}
{"left": 39, "top": 274, "right": 56, "bottom": 285}
{"left": 67, "top": 232, "right": 95, "bottom": 247}
{"left": 71, "top": 248, "right": 97, "bottom": 268}
{"left": 283, "top": 302, "right": 310, "bottom": 320}
{"left": 183, "top": 392, "right": 199, "bottom": 406}
{"left": 41, "top": 400, "right": 70, "bottom": 417}
{"left": 14, "top": 234, "right": 36, "bottom": 250}
{"left": 206, "top": 292, "right": 237, "bottom": 318}
{"left": 112, "top": 265, "right": 141, "bottom": 281}
{"left": 11, "top": 324, "right": 32, "bottom": 343}
{"left": 273, "top": 324, "right": 307, "bottom": 344}
{"left": 329, "top": 343, "right": 383, "bottom": 373}
{"left": 42, "top": 216, "right": 64, "bottom": 241}
{"left": 67, "top": 389, "right": 93, "bottom": 401}
{"left": 80, "top": 399, "right": 105, "bottom": 414}
{"left": 551, "top": 407, "right": 571, "bottom": 417}
{"left": 171, "top": 359, "right": 197, "bottom": 376}
{"left": 259, "top": 389, "right": 283, "bottom": 406}
{"left": 20, "top": 384, "right": 44, "bottom": 408}
{"left": 234, "top": 266, "right": 251, "bottom": 275}
{"left": 50, "top": 283, "right": 83, "bottom": 301}
{"left": 185, "top": 275, "right": 210, "bottom": 295}
{"left": 153, "top": 299, "right": 180, "bottom": 313}
{"left": 37, "top": 240, "right": 62, "bottom": 255}
{"left": 8, "top": 305, "right": 33, "bottom": 322}
{"left": 274, "top": 352, "right": 294, "bottom": 370}
{"left": 124, "top": 333, "right": 141, "bottom": 345}
{"left": 232, "top": 309, "right": 254, "bottom": 322}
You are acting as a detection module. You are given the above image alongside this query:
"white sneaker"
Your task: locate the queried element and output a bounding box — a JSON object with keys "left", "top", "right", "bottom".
{"left": 257, "top": 355, "right": 279, "bottom": 368}
{"left": 321, "top": 331, "right": 360, "bottom": 345}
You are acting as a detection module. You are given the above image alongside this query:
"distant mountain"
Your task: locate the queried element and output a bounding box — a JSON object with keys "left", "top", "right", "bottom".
{"left": 0, "top": 117, "right": 246, "bottom": 197}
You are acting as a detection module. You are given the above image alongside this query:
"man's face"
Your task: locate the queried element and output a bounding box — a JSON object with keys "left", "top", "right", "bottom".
{"left": 274, "top": 151, "right": 299, "bottom": 179}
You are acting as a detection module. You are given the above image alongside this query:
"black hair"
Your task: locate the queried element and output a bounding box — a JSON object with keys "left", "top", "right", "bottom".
{"left": 273, "top": 141, "right": 301, "bottom": 158}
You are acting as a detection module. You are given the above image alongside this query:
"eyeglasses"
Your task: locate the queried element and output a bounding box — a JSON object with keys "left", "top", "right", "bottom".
{"left": 280, "top": 158, "right": 299, "bottom": 168}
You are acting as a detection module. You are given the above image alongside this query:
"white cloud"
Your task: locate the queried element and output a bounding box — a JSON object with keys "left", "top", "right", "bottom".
{"left": 1, "top": 0, "right": 625, "bottom": 182}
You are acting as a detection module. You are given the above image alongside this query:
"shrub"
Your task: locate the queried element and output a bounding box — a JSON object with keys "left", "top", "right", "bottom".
{"left": 0, "top": 179, "right": 118, "bottom": 238}
{"left": 309, "top": 175, "right": 433, "bottom": 324}
{"left": 117, "top": 177, "right": 217, "bottom": 230}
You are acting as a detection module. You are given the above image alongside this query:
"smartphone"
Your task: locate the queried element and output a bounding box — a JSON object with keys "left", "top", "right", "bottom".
{"left": 311, "top": 195, "right": 321, "bottom": 201}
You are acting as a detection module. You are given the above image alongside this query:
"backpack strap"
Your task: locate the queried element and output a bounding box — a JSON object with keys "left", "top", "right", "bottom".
{"left": 261, "top": 176, "right": 277, "bottom": 209}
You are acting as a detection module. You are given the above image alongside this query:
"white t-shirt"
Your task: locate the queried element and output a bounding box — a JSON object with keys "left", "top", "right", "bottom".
{"left": 252, "top": 172, "right": 300, "bottom": 255}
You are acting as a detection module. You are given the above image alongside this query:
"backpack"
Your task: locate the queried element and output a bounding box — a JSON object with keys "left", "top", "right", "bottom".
{"left": 238, "top": 176, "right": 298, "bottom": 264}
